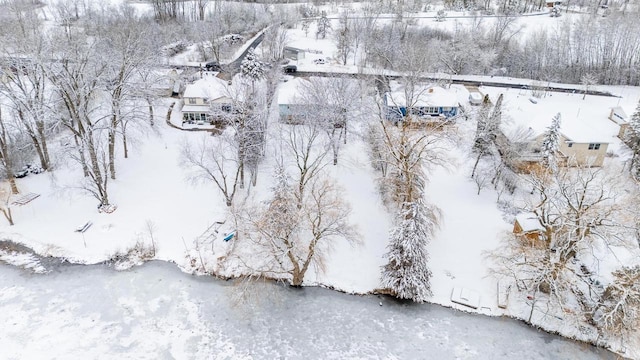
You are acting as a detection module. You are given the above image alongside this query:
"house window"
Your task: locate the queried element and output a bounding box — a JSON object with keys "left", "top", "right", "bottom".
{"left": 567, "top": 142, "right": 573, "bottom": 148}
{"left": 221, "top": 105, "right": 232, "bottom": 112}
{"left": 188, "top": 98, "right": 196, "bottom": 105}
{"left": 588, "top": 143, "right": 601, "bottom": 150}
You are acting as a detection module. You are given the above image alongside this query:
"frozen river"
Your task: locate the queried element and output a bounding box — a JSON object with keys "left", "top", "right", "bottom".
{"left": 0, "top": 261, "right": 617, "bottom": 359}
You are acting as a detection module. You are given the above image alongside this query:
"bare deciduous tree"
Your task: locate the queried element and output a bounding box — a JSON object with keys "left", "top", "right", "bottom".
{"left": 181, "top": 133, "right": 241, "bottom": 207}
{"left": 594, "top": 265, "right": 640, "bottom": 343}
{"left": 491, "top": 166, "right": 638, "bottom": 320}
{"left": 237, "top": 165, "right": 358, "bottom": 286}
{"left": 48, "top": 33, "right": 112, "bottom": 207}
{"left": 0, "top": 106, "right": 21, "bottom": 195}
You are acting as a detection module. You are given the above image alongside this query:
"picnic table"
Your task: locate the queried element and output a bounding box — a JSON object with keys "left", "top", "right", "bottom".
{"left": 12, "top": 193, "right": 40, "bottom": 206}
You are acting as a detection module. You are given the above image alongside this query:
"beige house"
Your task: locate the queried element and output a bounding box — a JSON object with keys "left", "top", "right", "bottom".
{"left": 528, "top": 133, "right": 609, "bottom": 167}
{"left": 495, "top": 92, "right": 618, "bottom": 169}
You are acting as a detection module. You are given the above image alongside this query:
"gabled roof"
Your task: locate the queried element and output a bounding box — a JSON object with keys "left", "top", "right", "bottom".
{"left": 609, "top": 106, "right": 629, "bottom": 121}
{"left": 515, "top": 213, "right": 544, "bottom": 233}
{"left": 489, "top": 90, "right": 619, "bottom": 144}
{"left": 183, "top": 76, "right": 230, "bottom": 101}
{"left": 385, "top": 84, "right": 458, "bottom": 108}
{"left": 277, "top": 77, "right": 310, "bottom": 105}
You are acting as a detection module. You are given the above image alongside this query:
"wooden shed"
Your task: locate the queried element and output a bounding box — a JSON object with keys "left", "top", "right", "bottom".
{"left": 513, "top": 213, "right": 546, "bottom": 247}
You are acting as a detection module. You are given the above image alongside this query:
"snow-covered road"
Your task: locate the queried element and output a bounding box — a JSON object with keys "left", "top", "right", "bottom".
{"left": 0, "top": 261, "right": 617, "bottom": 359}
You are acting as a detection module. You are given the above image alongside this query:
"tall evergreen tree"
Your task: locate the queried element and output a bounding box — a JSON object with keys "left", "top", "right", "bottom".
{"left": 316, "top": 11, "right": 331, "bottom": 39}
{"left": 381, "top": 201, "right": 440, "bottom": 302}
{"left": 471, "top": 94, "right": 496, "bottom": 178}
{"left": 541, "top": 113, "right": 562, "bottom": 172}
{"left": 240, "top": 48, "right": 265, "bottom": 82}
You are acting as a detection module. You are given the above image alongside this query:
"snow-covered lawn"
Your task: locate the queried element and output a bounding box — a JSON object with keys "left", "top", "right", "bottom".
{"left": 2, "top": 1, "right": 639, "bottom": 357}
{"left": 3, "top": 84, "right": 639, "bottom": 359}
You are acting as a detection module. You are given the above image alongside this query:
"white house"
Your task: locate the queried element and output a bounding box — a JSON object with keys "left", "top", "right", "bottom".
{"left": 277, "top": 77, "right": 358, "bottom": 124}
{"left": 181, "top": 75, "right": 233, "bottom": 125}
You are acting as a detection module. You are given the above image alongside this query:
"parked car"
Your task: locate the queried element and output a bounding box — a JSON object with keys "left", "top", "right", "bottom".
{"left": 205, "top": 61, "right": 221, "bottom": 71}
{"left": 313, "top": 58, "right": 326, "bottom": 65}
{"left": 283, "top": 65, "right": 297, "bottom": 73}
{"left": 14, "top": 169, "right": 28, "bottom": 178}
{"left": 22, "top": 164, "right": 44, "bottom": 174}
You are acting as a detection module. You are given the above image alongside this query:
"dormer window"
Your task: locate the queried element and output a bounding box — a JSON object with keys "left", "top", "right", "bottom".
{"left": 188, "top": 98, "right": 196, "bottom": 105}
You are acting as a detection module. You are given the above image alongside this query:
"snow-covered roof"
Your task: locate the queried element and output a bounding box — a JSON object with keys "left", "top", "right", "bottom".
{"left": 183, "top": 76, "right": 229, "bottom": 100}
{"left": 610, "top": 106, "right": 628, "bottom": 118}
{"left": 385, "top": 84, "right": 458, "bottom": 108}
{"left": 284, "top": 46, "right": 306, "bottom": 52}
{"left": 486, "top": 88, "right": 622, "bottom": 144}
{"left": 515, "top": 213, "right": 544, "bottom": 233}
{"left": 277, "top": 77, "right": 309, "bottom": 105}
{"left": 182, "top": 104, "right": 210, "bottom": 113}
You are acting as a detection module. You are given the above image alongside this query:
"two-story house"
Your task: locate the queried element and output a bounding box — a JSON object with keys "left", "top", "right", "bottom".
{"left": 496, "top": 92, "right": 618, "bottom": 169}
{"left": 182, "top": 75, "right": 233, "bottom": 125}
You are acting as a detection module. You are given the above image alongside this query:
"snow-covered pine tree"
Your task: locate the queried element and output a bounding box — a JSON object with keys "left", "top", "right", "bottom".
{"left": 540, "top": 112, "right": 562, "bottom": 172}
{"left": 381, "top": 201, "right": 440, "bottom": 302}
{"left": 473, "top": 94, "right": 492, "bottom": 152}
{"left": 486, "top": 93, "right": 503, "bottom": 139}
{"left": 316, "top": 11, "right": 331, "bottom": 39}
{"left": 263, "top": 164, "right": 298, "bottom": 240}
{"left": 240, "top": 48, "right": 265, "bottom": 82}
{"left": 471, "top": 94, "right": 495, "bottom": 177}
{"left": 626, "top": 100, "right": 640, "bottom": 179}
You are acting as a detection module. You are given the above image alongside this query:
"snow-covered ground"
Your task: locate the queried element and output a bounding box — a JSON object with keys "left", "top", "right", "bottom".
{"left": 0, "top": 261, "right": 620, "bottom": 359}
{"left": 2, "top": 1, "right": 640, "bottom": 357}
{"left": 3, "top": 80, "right": 639, "bottom": 357}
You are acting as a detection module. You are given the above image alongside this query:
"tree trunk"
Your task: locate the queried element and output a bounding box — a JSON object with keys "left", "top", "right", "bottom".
{"left": 86, "top": 131, "right": 109, "bottom": 205}
{"left": 122, "top": 130, "right": 128, "bottom": 159}
{"left": 147, "top": 99, "right": 154, "bottom": 126}
{"left": 108, "top": 115, "right": 117, "bottom": 180}
{"left": 36, "top": 121, "right": 50, "bottom": 169}
{"left": 18, "top": 110, "right": 48, "bottom": 169}
{"left": 0, "top": 112, "right": 19, "bottom": 195}
{"left": 75, "top": 135, "right": 90, "bottom": 177}
{"left": 291, "top": 272, "right": 303, "bottom": 287}
{"left": 1, "top": 207, "right": 13, "bottom": 226}
{"left": 29, "top": 132, "right": 47, "bottom": 170}
{"left": 239, "top": 161, "right": 245, "bottom": 189}
{"left": 120, "top": 120, "right": 129, "bottom": 159}
{"left": 471, "top": 152, "right": 482, "bottom": 178}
